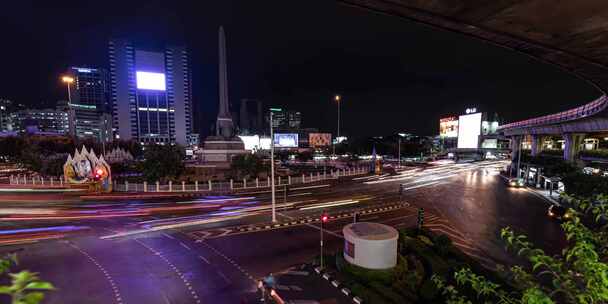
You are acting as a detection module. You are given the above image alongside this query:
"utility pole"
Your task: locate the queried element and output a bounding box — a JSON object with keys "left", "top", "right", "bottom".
{"left": 320, "top": 211, "right": 329, "bottom": 269}
{"left": 270, "top": 108, "right": 282, "bottom": 223}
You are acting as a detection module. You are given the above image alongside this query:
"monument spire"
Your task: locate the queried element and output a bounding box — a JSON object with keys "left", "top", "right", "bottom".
{"left": 216, "top": 26, "right": 234, "bottom": 137}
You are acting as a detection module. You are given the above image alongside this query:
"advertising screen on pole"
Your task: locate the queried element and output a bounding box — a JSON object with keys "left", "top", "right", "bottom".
{"left": 274, "top": 133, "right": 299, "bottom": 148}
{"left": 439, "top": 116, "right": 458, "bottom": 138}
{"left": 309, "top": 133, "right": 332, "bottom": 147}
{"left": 457, "top": 113, "right": 482, "bottom": 149}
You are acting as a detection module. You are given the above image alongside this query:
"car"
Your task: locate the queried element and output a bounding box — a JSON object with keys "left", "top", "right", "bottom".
{"left": 547, "top": 204, "right": 573, "bottom": 221}
{"left": 508, "top": 178, "right": 524, "bottom": 188}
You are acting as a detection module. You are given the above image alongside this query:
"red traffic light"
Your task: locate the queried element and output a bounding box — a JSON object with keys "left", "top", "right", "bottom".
{"left": 321, "top": 214, "right": 329, "bottom": 223}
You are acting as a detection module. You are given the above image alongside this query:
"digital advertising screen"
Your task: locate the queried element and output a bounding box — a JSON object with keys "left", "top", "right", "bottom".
{"left": 457, "top": 113, "right": 482, "bottom": 149}
{"left": 439, "top": 116, "right": 458, "bottom": 138}
{"left": 309, "top": 133, "right": 332, "bottom": 147}
{"left": 136, "top": 71, "right": 166, "bottom": 91}
{"left": 273, "top": 133, "right": 299, "bottom": 148}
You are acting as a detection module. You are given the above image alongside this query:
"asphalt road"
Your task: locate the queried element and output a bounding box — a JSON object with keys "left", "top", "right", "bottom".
{"left": 0, "top": 160, "right": 566, "bottom": 303}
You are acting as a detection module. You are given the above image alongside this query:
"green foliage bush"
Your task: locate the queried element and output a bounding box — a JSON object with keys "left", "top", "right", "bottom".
{"left": 403, "top": 236, "right": 450, "bottom": 276}
{"left": 350, "top": 283, "right": 388, "bottom": 304}
{"left": 420, "top": 279, "right": 439, "bottom": 301}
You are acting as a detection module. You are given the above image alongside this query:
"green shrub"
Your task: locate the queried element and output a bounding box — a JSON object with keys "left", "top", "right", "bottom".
{"left": 343, "top": 262, "right": 394, "bottom": 286}
{"left": 420, "top": 279, "right": 439, "bottom": 301}
{"left": 351, "top": 283, "right": 389, "bottom": 304}
{"left": 417, "top": 235, "right": 434, "bottom": 246}
{"left": 370, "top": 281, "right": 410, "bottom": 304}
{"left": 403, "top": 236, "right": 450, "bottom": 276}
{"left": 432, "top": 233, "right": 453, "bottom": 257}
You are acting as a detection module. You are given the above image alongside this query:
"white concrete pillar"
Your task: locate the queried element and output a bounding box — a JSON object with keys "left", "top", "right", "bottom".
{"left": 182, "top": 181, "right": 186, "bottom": 192}
{"left": 50, "top": 177, "right": 54, "bottom": 186}
{"left": 195, "top": 181, "right": 199, "bottom": 191}
{"left": 317, "top": 172, "right": 320, "bottom": 180}
{"left": 310, "top": 172, "right": 313, "bottom": 181}
{"left": 41, "top": 177, "right": 44, "bottom": 185}
{"left": 256, "top": 178, "right": 259, "bottom": 188}
{"left": 278, "top": 176, "right": 282, "bottom": 185}
{"left": 169, "top": 181, "right": 173, "bottom": 192}
{"left": 267, "top": 176, "right": 270, "bottom": 187}
{"left": 143, "top": 181, "right": 148, "bottom": 192}
{"left": 302, "top": 174, "right": 306, "bottom": 183}
{"left": 208, "top": 180, "right": 212, "bottom": 190}
{"left": 60, "top": 178, "right": 63, "bottom": 186}
{"left": 230, "top": 179, "right": 234, "bottom": 189}
{"left": 243, "top": 178, "right": 247, "bottom": 188}
{"left": 288, "top": 175, "right": 291, "bottom": 185}
{"left": 156, "top": 181, "right": 160, "bottom": 192}
{"left": 125, "top": 181, "right": 129, "bottom": 192}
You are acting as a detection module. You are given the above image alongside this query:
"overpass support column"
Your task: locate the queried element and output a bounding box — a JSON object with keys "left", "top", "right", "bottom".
{"left": 563, "top": 133, "right": 585, "bottom": 161}
{"left": 510, "top": 135, "right": 522, "bottom": 161}
{"left": 531, "top": 135, "right": 543, "bottom": 156}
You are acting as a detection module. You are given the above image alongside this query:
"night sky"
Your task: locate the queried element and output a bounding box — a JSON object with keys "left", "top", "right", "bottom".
{"left": 0, "top": 0, "right": 602, "bottom": 138}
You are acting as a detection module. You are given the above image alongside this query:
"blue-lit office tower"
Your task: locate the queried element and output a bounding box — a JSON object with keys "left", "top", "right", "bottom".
{"left": 65, "top": 67, "right": 110, "bottom": 141}
{"left": 108, "top": 39, "right": 192, "bottom": 146}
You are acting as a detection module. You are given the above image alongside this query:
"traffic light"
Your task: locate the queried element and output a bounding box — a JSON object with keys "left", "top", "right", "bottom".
{"left": 417, "top": 208, "right": 425, "bottom": 230}
{"left": 321, "top": 212, "right": 329, "bottom": 223}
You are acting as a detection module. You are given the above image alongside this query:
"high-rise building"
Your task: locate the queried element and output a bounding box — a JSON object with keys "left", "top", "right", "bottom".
{"left": 64, "top": 67, "right": 109, "bottom": 140}
{"left": 108, "top": 39, "right": 192, "bottom": 146}
{"left": 12, "top": 109, "right": 70, "bottom": 135}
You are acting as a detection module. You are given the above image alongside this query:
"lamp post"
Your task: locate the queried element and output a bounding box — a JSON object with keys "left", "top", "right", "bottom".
{"left": 333, "top": 95, "right": 341, "bottom": 157}
{"left": 61, "top": 76, "right": 74, "bottom": 103}
{"left": 269, "top": 108, "right": 282, "bottom": 223}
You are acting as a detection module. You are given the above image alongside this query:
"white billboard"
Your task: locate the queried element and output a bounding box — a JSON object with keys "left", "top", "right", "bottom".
{"left": 136, "top": 71, "right": 166, "bottom": 91}
{"left": 457, "top": 113, "right": 482, "bottom": 149}
{"left": 238, "top": 135, "right": 260, "bottom": 151}
{"left": 274, "top": 133, "right": 298, "bottom": 148}
{"left": 259, "top": 137, "right": 271, "bottom": 150}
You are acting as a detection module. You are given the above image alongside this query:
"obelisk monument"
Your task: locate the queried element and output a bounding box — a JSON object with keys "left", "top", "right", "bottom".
{"left": 200, "top": 26, "right": 245, "bottom": 163}
{"left": 216, "top": 26, "right": 235, "bottom": 138}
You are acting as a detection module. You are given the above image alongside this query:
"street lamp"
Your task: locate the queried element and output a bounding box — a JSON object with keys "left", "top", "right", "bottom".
{"left": 61, "top": 76, "right": 74, "bottom": 103}
{"left": 269, "top": 107, "right": 282, "bottom": 223}
{"left": 333, "top": 94, "right": 341, "bottom": 157}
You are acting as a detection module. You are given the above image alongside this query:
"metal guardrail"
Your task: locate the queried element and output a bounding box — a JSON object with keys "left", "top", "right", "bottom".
{"left": 498, "top": 95, "right": 608, "bottom": 130}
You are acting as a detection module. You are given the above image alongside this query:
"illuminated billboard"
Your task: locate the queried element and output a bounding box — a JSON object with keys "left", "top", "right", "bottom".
{"left": 259, "top": 137, "right": 271, "bottom": 150}
{"left": 274, "top": 133, "right": 298, "bottom": 148}
{"left": 309, "top": 133, "right": 332, "bottom": 147}
{"left": 136, "top": 71, "right": 166, "bottom": 91}
{"left": 439, "top": 116, "right": 458, "bottom": 138}
{"left": 457, "top": 113, "right": 482, "bottom": 149}
{"left": 238, "top": 135, "right": 260, "bottom": 151}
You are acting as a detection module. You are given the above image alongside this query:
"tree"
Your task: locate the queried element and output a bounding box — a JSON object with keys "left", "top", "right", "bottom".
{"left": 433, "top": 195, "right": 608, "bottom": 304}
{"left": 141, "top": 144, "right": 185, "bottom": 182}
{"left": 230, "top": 153, "right": 266, "bottom": 179}
{"left": 0, "top": 254, "right": 54, "bottom": 304}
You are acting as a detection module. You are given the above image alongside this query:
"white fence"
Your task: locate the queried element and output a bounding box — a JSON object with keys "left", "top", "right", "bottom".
{"left": 9, "top": 174, "right": 64, "bottom": 186}
{"left": 8, "top": 167, "right": 368, "bottom": 193}
{"left": 112, "top": 167, "right": 367, "bottom": 193}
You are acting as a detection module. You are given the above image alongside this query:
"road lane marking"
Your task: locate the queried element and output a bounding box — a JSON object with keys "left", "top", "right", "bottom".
{"left": 180, "top": 242, "right": 191, "bottom": 250}
{"left": 67, "top": 242, "right": 124, "bottom": 304}
{"left": 134, "top": 238, "right": 201, "bottom": 304}
{"left": 290, "top": 184, "right": 331, "bottom": 191}
{"left": 198, "top": 255, "right": 210, "bottom": 264}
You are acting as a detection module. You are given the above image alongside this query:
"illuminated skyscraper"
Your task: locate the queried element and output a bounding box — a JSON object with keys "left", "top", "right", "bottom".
{"left": 108, "top": 39, "right": 192, "bottom": 145}
{"left": 64, "top": 67, "right": 109, "bottom": 141}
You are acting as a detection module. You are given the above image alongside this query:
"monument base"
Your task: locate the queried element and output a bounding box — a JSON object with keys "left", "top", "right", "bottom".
{"left": 199, "top": 136, "right": 248, "bottom": 163}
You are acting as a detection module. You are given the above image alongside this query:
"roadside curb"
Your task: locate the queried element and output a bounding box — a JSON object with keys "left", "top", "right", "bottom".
{"left": 312, "top": 265, "right": 363, "bottom": 304}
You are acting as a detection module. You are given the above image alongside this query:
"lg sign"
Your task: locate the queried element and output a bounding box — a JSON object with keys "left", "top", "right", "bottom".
{"left": 465, "top": 108, "right": 477, "bottom": 114}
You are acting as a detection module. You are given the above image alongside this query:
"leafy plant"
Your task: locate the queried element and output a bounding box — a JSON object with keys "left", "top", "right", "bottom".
{"left": 0, "top": 254, "right": 54, "bottom": 304}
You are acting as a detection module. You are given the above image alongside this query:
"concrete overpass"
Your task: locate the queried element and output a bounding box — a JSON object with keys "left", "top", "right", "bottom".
{"left": 339, "top": 0, "right": 608, "bottom": 162}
